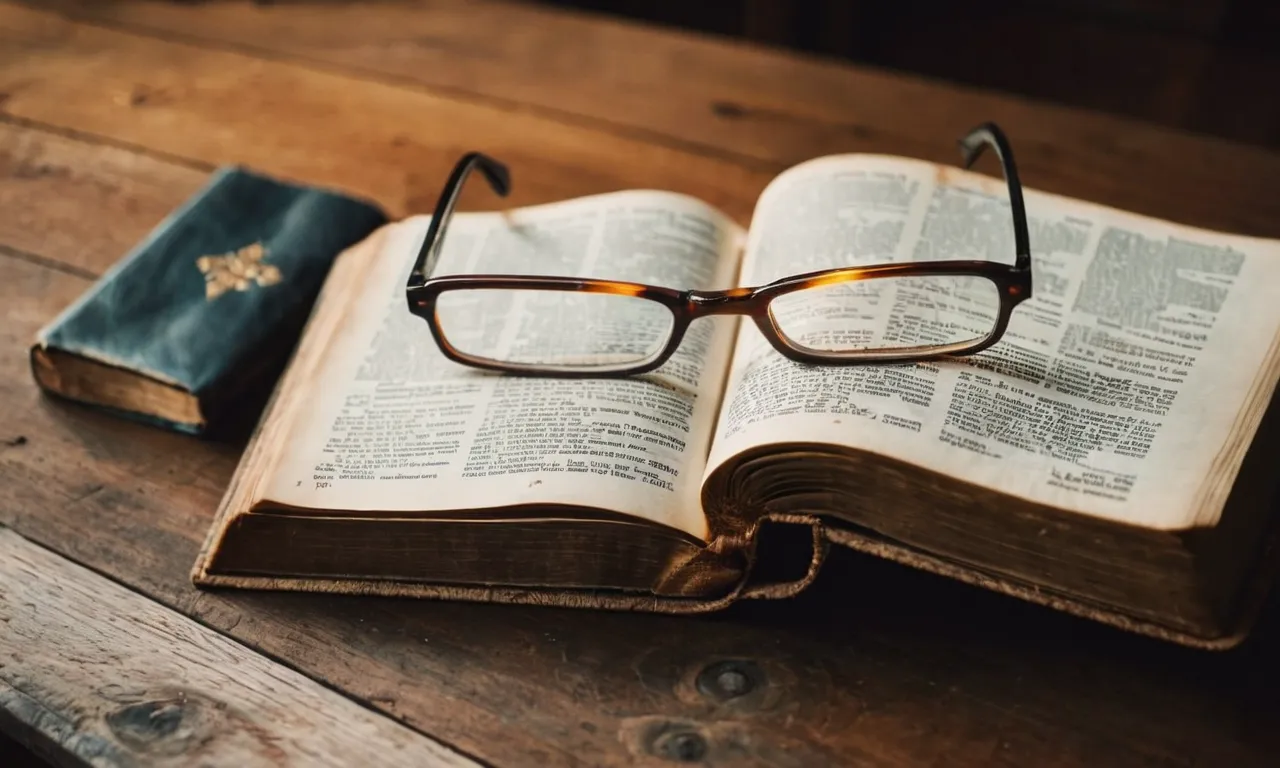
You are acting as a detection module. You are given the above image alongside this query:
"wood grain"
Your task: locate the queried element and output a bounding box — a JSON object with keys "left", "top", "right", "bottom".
{"left": 0, "top": 119, "right": 207, "bottom": 277}
{"left": 0, "top": 2, "right": 767, "bottom": 223}
{"left": 3, "top": 3, "right": 1280, "bottom": 766}
{"left": 0, "top": 527, "right": 476, "bottom": 768}
{"left": 27, "top": 0, "right": 1280, "bottom": 237}
{"left": 2, "top": 119, "right": 1280, "bottom": 768}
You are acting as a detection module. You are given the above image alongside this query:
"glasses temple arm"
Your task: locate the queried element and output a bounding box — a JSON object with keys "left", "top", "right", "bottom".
{"left": 957, "top": 123, "right": 1031, "bottom": 271}
{"left": 409, "top": 152, "right": 511, "bottom": 287}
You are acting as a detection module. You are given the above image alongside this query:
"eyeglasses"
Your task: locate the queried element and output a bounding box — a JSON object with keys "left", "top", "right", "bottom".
{"left": 406, "top": 123, "right": 1032, "bottom": 377}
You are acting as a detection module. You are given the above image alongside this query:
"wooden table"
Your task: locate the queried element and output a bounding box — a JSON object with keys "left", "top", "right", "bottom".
{"left": 3, "top": 2, "right": 1280, "bottom": 766}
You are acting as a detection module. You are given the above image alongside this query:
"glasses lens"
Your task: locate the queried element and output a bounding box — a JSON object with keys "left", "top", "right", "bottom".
{"left": 769, "top": 274, "right": 1002, "bottom": 354}
{"left": 434, "top": 288, "right": 675, "bottom": 371}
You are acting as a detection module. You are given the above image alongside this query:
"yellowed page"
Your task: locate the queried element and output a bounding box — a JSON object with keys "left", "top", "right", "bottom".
{"left": 263, "top": 191, "right": 745, "bottom": 541}
{"left": 705, "top": 154, "right": 1280, "bottom": 530}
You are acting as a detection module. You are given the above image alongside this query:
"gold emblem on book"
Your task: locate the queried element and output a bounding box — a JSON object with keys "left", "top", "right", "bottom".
{"left": 196, "top": 242, "right": 282, "bottom": 300}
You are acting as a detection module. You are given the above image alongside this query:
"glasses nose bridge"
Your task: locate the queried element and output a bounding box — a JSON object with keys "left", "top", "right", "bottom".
{"left": 687, "top": 287, "right": 758, "bottom": 318}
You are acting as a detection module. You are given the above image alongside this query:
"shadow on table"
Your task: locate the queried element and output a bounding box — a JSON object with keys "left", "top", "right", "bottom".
{"left": 216, "top": 538, "right": 1280, "bottom": 764}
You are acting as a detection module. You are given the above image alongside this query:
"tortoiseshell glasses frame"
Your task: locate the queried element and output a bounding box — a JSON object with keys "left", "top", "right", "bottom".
{"left": 405, "top": 122, "right": 1032, "bottom": 377}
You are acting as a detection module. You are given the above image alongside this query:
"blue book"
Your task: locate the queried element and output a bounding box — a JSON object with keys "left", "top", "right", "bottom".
{"left": 31, "top": 167, "right": 388, "bottom": 436}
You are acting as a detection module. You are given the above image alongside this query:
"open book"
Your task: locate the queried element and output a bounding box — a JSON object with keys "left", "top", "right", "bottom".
{"left": 193, "top": 153, "right": 1280, "bottom": 648}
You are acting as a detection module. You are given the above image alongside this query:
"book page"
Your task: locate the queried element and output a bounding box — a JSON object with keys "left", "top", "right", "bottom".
{"left": 705, "top": 155, "right": 1280, "bottom": 530}
{"left": 263, "top": 191, "right": 745, "bottom": 541}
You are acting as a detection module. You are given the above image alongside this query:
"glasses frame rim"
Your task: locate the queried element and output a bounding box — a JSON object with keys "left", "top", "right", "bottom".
{"left": 406, "top": 122, "right": 1033, "bottom": 378}
{"left": 409, "top": 260, "right": 1030, "bottom": 376}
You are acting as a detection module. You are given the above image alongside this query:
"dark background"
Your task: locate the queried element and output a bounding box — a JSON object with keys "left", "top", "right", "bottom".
{"left": 536, "top": 0, "right": 1280, "bottom": 150}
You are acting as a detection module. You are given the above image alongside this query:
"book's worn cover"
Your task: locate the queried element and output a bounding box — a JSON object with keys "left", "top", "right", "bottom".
{"left": 31, "top": 167, "right": 387, "bottom": 436}
{"left": 821, "top": 526, "right": 1276, "bottom": 651}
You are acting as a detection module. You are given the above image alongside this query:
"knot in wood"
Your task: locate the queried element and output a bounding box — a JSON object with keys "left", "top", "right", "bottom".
{"left": 106, "top": 694, "right": 188, "bottom": 748}
{"left": 651, "top": 726, "right": 708, "bottom": 763}
{"left": 716, "top": 668, "right": 750, "bottom": 696}
{"left": 696, "top": 659, "right": 763, "bottom": 701}
{"left": 710, "top": 101, "right": 746, "bottom": 119}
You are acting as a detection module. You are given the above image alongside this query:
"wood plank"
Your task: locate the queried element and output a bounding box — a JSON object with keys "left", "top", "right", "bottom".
{"left": 3, "top": 120, "right": 1280, "bottom": 767}
{"left": 0, "top": 527, "right": 476, "bottom": 768}
{"left": 0, "top": 119, "right": 207, "bottom": 276}
{"left": 0, "top": 2, "right": 769, "bottom": 223}
{"left": 26, "top": 0, "right": 1280, "bottom": 237}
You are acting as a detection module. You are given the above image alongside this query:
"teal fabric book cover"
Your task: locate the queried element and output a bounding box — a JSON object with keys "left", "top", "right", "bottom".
{"left": 31, "top": 166, "right": 388, "bottom": 436}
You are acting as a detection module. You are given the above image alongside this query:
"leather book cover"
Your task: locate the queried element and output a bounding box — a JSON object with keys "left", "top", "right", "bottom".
{"left": 820, "top": 524, "right": 1280, "bottom": 650}
{"left": 193, "top": 511, "right": 828, "bottom": 615}
{"left": 30, "top": 166, "right": 388, "bottom": 436}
